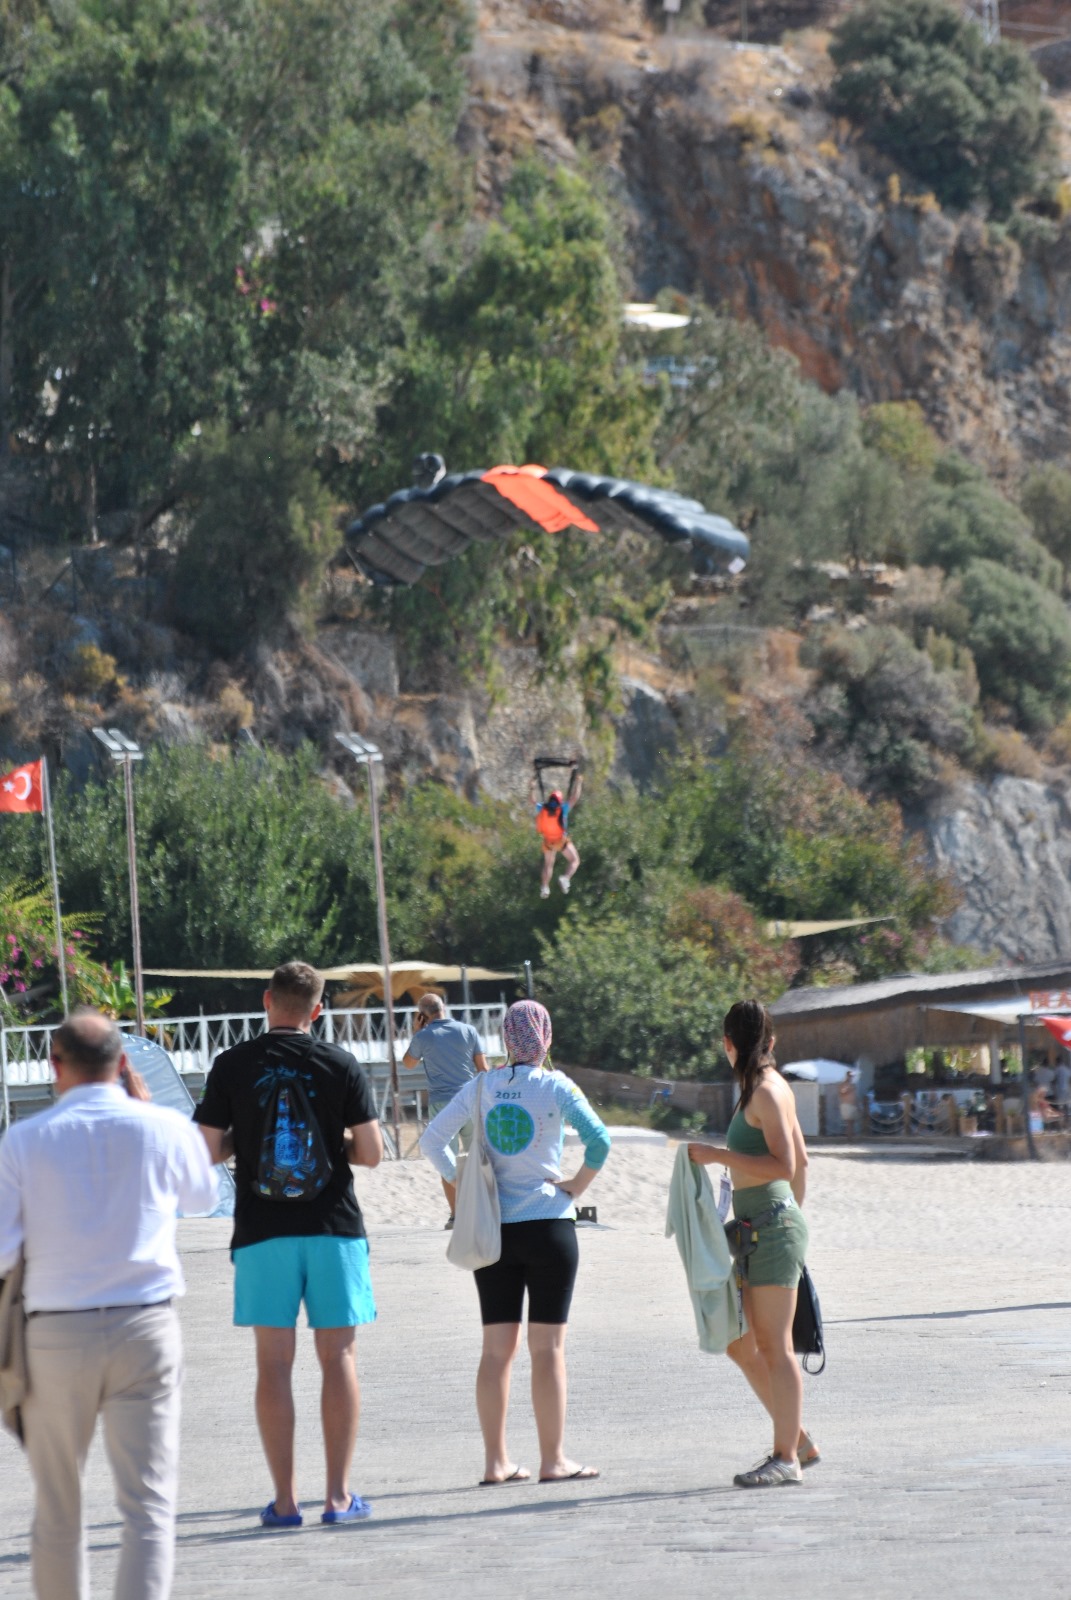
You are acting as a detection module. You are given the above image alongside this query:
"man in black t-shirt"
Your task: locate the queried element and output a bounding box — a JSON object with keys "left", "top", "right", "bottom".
{"left": 195, "top": 961, "right": 382, "bottom": 1528}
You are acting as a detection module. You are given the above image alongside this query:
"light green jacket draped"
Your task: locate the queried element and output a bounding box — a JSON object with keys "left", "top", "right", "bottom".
{"left": 665, "top": 1143, "right": 747, "bottom": 1354}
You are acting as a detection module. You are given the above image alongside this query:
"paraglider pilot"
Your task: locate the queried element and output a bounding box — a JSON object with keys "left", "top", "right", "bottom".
{"left": 529, "top": 763, "right": 582, "bottom": 899}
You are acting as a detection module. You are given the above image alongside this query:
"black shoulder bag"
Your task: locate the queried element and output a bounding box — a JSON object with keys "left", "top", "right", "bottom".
{"left": 792, "top": 1264, "right": 826, "bottom": 1374}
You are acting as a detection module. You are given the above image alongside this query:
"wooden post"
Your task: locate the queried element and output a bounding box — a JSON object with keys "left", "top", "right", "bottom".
{"left": 41, "top": 759, "right": 69, "bottom": 1016}
{"left": 0, "top": 257, "right": 12, "bottom": 462}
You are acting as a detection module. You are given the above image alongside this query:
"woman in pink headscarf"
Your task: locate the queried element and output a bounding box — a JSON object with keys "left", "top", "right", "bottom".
{"left": 421, "top": 1000, "right": 611, "bottom": 1486}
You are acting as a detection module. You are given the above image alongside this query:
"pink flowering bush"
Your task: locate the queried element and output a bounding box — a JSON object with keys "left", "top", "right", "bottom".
{"left": 0, "top": 882, "right": 106, "bottom": 1023}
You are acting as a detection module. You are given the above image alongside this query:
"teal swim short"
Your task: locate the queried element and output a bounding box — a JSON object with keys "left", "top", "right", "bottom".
{"left": 233, "top": 1236, "right": 376, "bottom": 1329}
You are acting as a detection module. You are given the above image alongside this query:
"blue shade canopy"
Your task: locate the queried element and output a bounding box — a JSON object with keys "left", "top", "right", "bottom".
{"left": 344, "top": 464, "right": 749, "bottom": 586}
{"left": 122, "top": 1035, "right": 235, "bottom": 1217}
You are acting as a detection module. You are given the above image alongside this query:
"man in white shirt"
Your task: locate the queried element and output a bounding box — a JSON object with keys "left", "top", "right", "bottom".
{"left": 0, "top": 1010, "right": 218, "bottom": 1600}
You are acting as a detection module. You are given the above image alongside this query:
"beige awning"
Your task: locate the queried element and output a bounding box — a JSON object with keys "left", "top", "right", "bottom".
{"left": 764, "top": 916, "right": 892, "bottom": 939}
{"left": 144, "top": 961, "right": 517, "bottom": 1004}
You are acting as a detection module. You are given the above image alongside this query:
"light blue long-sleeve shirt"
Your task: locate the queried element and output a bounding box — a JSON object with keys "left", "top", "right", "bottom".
{"left": 420, "top": 1064, "right": 611, "bottom": 1223}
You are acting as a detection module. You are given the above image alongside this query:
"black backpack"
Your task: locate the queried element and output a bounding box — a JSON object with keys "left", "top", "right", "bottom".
{"left": 254, "top": 1045, "right": 333, "bottom": 1203}
{"left": 792, "top": 1264, "right": 826, "bottom": 1374}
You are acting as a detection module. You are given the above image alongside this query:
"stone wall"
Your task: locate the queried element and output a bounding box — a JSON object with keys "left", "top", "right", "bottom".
{"left": 463, "top": 16, "right": 1071, "bottom": 478}
{"left": 925, "top": 777, "right": 1071, "bottom": 963}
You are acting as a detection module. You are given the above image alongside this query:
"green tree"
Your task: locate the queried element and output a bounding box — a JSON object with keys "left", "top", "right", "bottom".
{"left": 914, "top": 458, "right": 1061, "bottom": 590}
{"left": 536, "top": 912, "right": 728, "bottom": 1078}
{"left": 803, "top": 624, "right": 973, "bottom": 801}
{"left": 1020, "top": 464, "right": 1071, "bottom": 576}
{"left": 0, "top": 0, "right": 468, "bottom": 527}
{"left": 861, "top": 401, "right": 939, "bottom": 476}
{"left": 652, "top": 301, "right": 802, "bottom": 524}
{"left": 958, "top": 559, "right": 1071, "bottom": 730}
{"left": 170, "top": 419, "right": 336, "bottom": 655}
{"left": 829, "top": 0, "right": 1054, "bottom": 214}
{"left": 1, "top": 746, "right": 380, "bottom": 978}
{"left": 368, "top": 164, "right": 660, "bottom": 500}
{"left": 727, "top": 387, "right": 913, "bottom": 622}
{"left": 0, "top": 0, "right": 249, "bottom": 515}
{"left": 671, "top": 735, "right": 957, "bottom": 961}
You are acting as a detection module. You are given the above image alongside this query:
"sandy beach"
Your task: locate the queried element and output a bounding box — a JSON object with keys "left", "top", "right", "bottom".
{"left": 361, "top": 1133, "right": 1071, "bottom": 1303}
{"left": 2, "top": 1134, "right": 1070, "bottom": 1599}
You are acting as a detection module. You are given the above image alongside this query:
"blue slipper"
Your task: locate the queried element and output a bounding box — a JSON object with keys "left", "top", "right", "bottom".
{"left": 321, "top": 1494, "right": 373, "bottom": 1524}
{"left": 260, "top": 1501, "right": 303, "bottom": 1529}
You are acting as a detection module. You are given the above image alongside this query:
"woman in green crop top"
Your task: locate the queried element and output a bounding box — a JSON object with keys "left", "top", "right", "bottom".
{"left": 688, "top": 999, "right": 816, "bottom": 1490}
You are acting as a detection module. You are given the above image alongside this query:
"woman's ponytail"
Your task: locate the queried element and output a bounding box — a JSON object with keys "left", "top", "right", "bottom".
{"left": 723, "top": 999, "right": 775, "bottom": 1110}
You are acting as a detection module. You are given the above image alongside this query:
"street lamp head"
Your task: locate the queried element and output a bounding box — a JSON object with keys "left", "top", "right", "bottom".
{"left": 92, "top": 727, "right": 144, "bottom": 761}
{"left": 335, "top": 731, "right": 383, "bottom": 764}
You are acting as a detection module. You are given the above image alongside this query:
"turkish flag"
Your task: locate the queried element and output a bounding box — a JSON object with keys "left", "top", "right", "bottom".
{"left": 1040, "top": 1016, "right": 1071, "bottom": 1049}
{"left": 0, "top": 760, "right": 44, "bottom": 814}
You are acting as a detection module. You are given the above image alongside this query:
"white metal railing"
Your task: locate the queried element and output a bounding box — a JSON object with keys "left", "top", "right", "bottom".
{"left": 0, "top": 1003, "right": 506, "bottom": 1098}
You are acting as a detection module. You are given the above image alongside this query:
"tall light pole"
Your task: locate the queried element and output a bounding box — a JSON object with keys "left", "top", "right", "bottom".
{"left": 335, "top": 732, "right": 402, "bottom": 1159}
{"left": 92, "top": 728, "right": 145, "bottom": 1034}
{"left": 964, "top": 0, "right": 1000, "bottom": 44}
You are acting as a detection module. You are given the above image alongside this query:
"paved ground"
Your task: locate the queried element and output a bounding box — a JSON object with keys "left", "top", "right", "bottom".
{"left": 2, "top": 1150, "right": 1070, "bottom": 1599}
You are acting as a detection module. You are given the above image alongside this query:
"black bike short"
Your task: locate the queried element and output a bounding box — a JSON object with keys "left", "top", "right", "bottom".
{"left": 474, "top": 1219, "right": 579, "bottom": 1326}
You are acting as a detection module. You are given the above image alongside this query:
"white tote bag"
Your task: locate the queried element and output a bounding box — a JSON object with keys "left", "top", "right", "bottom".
{"left": 446, "top": 1075, "right": 502, "bottom": 1271}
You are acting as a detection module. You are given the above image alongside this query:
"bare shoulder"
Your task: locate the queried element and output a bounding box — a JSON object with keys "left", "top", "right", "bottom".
{"left": 753, "top": 1072, "right": 796, "bottom": 1118}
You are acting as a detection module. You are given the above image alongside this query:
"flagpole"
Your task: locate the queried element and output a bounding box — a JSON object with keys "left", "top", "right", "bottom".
{"left": 41, "top": 758, "right": 69, "bottom": 1015}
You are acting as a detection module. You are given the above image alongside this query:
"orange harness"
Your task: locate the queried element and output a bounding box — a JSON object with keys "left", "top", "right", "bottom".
{"left": 536, "top": 807, "right": 567, "bottom": 850}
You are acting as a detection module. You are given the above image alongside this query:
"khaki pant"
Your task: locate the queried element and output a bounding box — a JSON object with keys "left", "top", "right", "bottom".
{"left": 23, "top": 1303, "right": 183, "bottom": 1600}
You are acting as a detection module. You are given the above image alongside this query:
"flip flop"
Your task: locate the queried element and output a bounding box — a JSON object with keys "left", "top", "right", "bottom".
{"left": 479, "top": 1467, "right": 531, "bottom": 1486}
{"left": 321, "top": 1494, "right": 373, "bottom": 1524}
{"left": 260, "top": 1501, "right": 303, "bottom": 1528}
{"left": 538, "top": 1466, "right": 599, "bottom": 1483}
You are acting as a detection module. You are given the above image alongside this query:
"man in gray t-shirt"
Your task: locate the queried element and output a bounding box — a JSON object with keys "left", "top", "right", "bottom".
{"left": 403, "top": 994, "right": 487, "bottom": 1226}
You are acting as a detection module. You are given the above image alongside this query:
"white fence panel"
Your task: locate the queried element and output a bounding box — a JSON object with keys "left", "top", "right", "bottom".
{"left": 0, "top": 1003, "right": 508, "bottom": 1135}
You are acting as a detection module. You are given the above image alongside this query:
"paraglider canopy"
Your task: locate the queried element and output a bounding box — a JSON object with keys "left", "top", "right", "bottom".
{"left": 345, "top": 463, "right": 748, "bottom": 586}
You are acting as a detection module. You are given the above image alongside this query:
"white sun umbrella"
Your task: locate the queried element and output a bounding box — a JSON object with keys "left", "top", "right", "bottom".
{"left": 780, "top": 1058, "right": 853, "bottom": 1085}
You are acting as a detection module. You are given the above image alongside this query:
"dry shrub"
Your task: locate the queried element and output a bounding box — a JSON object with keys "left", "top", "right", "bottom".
{"left": 0, "top": 615, "right": 17, "bottom": 677}
{"left": 11, "top": 672, "right": 50, "bottom": 741}
{"left": 729, "top": 110, "right": 786, "bottom": 153}
{"left": 113, "top": 682, "right": 159, "bottom": 737}
{"left": 1044, "top": 714, "right": 1071, "bottom": 768}
{"left": 573, "top": 103, "right": 626, "bottom": 153}
{"left": 530, "top": 0, "right": 633, "bottom": 25}
{"left": 64, "top": 643, "right": 123, "bottom": 697}
{"left": 764, "top": 629, "right": 804, "bottom": 684}
{"left": 666, "top": 884, "right": 800, "bottom": 992}
{"left": 216, "top": 682, "right": 255, "bottom": 736}
{"left": 982, "top": 725, "right": 1043, "bottom": 781}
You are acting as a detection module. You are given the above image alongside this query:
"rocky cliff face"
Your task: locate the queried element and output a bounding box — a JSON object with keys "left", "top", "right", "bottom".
{"left": 465, "top": 5, "right": 1071, "bottom": 476}
{"left": 925, "top": 776, "right": 1071, "bottom": 963}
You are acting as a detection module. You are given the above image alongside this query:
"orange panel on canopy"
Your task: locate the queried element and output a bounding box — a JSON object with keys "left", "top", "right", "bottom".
{"left": 482, "top": 465, "right": 599, "bottom": 535}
